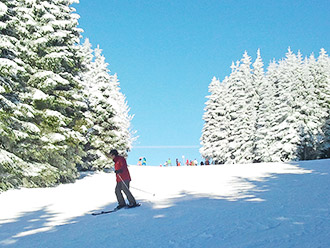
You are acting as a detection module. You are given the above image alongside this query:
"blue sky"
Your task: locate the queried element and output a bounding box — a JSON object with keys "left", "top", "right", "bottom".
{"left": 73, "top": 0, "right": 330, "bottom": 166}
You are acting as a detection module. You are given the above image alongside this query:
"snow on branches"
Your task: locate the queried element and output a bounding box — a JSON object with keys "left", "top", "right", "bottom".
{"left": 201, "top": 49, "right": 330, "bottom": 164}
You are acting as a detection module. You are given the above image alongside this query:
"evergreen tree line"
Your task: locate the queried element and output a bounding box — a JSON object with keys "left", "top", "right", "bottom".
{"left": 0, "top": 0, "right": 134, "bottom": 191}
{"left": 200, "top": 49, "right": 330, "bottom": 164}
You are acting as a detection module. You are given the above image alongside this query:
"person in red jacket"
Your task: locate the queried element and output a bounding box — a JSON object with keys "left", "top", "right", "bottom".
{"left": 109, "top": 149, "right": 138, "bottom": 209}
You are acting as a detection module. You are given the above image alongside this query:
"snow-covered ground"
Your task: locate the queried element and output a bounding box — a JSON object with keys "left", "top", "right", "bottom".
{"left": 1, "top": 159, "right": 330, "bottom": 248}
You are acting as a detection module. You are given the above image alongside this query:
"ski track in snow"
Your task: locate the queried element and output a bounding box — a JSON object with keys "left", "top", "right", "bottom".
{"left": 0, "top": 159, "right": 330, "bottom": 248}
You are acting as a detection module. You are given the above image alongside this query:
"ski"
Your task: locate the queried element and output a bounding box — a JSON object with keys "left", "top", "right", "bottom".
{"left": 92, "top": 203, "right": 141, "bottom": 216}
{"left": 92, "top": 209, "right": 118, "bottom": 216}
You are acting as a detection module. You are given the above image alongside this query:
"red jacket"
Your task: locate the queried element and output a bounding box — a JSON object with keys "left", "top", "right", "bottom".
{"left": 114, "top": 156, "right": 131, "bottom": 182}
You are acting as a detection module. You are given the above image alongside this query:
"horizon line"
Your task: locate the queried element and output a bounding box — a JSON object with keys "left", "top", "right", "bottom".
{"left": 132, "top": 145, "right": 200, "bottom": 149}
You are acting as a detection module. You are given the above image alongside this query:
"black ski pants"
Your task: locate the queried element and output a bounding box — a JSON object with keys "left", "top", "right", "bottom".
{"left": 115, "top": 181, "right": 136, "bottom": 206}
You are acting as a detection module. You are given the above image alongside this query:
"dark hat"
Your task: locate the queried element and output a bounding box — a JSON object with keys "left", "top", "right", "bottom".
{"left": 109, "top": 149, "right": 119, "bottom": 156}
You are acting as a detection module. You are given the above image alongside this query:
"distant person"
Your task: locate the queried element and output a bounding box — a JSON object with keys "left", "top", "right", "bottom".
{"left": 194, "top": 159, "right": 198, "bottom": 166}
{"left": 138, "top": 158, "right": 142, "bottom": 166}
{"left": 205, "top": 158, "right": 210, "bottom": 165}
{"left": 108, "top": 149, "right": 138, "bottom": 209}
{"left": 176, "top": 158, "right": 179, "bottom": 166}
{"left": 142, "top": 157, "right": 147, "bottom": 166}
{"left": 167, "top": 158, "right": 172, "bottom": 166}
{"left": 200, "top": 161, "right": 204, "bottom": 166}
{"left": 186, "top": 159, "right": 189, "bottom": 166}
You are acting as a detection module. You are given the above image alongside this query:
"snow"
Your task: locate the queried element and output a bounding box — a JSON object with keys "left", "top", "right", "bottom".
{"left": 0, "top": 3, "right": 7, "bottom": 17}
{"left": 29, "top": 88, "right": 48, "bottom": 100}
{"left": 43, "top": 133, "right": 66, "bottom": 143}
{"left": 0, "top": 159, "right": 330, "bottom": 247}
{"left": 34, "top": 37, "right": 48, "bottom": 45}
{"left": 0, "top": 21, "right": 6, "bottom": 29}
{"left": 21, "top": 122, "right": 40, "bottom": 134}
{"left": 0, "top": 59, "right": 23, "bottom": 75}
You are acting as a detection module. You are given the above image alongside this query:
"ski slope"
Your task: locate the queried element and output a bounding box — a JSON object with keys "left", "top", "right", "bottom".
{"left": 1, "top": 159, "right": 330, "bottom": 248}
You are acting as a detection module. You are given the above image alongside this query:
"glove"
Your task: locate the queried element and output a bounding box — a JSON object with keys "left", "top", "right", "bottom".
{"left": 115, "top": 169, "right": 123, "bottom": 174}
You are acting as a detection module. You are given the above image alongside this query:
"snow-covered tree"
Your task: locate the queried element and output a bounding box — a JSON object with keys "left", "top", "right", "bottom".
{"left": 252, "top": 50, "right": 273, "bottom": 162}
{"left": 108, "top": 73, "right": 134, "bottom": 153}
{"left": 224, "top": 52, "right": 257, "bottom": 163}
{"left": 315, "top": 49, "right": 330, "bottom": 158}
{"left": 1, "top": 1, "right": 134, "bottom": 191}
{"left": 1, "top": 0, "right": 87, "bottom": 190}
{"left": 200, "top": 77, "right": 230, "bottom": 163}
{"left": 254, "top": 60, "right": 279, "bottom": 162}
{"left": 201, "top": 48, "right": 330, "bottom": 164}
{"left": 263, "top": 49, "right": 303, "bottom": 161}
{"left": 16, "top": 0, "right": 87, "bottom": 182}
{"left": 80, "top": 44, "right": 134, "bottom": 170}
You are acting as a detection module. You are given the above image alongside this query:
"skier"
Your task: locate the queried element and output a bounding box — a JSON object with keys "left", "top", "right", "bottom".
{"left": 108, "top": 149, "right": 139, "bottom": 210}
{"left": 194, "top": 159, "right": 198, "bottom": 166}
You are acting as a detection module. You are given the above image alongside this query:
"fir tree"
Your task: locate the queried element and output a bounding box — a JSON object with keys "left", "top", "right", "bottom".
{"left": 16, "top": 0, "right": 87, "bottom": 182}
{"left": 255, "top": 60, "right": 278, "bottom": 162}
{"left": 211, "top": 77, "right": 230, "bottom": 164}
{"left": 201, "top": 48, "right": 330, "bottom": 164}
{"left": 200, "top": 77, "right": 229, "bottom": 163}
{"left": 265, "top": 49, "right": 302, "bottom": 161}
{"left": 1, "top": 0, "right": 86, "bottom": 190}
{"left": 253, "top": 50, "right": 272, "bottom": 162}
{"left": 225, "top": 52, "right": 257, "bottom": 163}
{"left": 316, "top": 49, "right": 330, "bottom": 157}
{"left": 81, "top": 44, "right": 133, "bottom": 170}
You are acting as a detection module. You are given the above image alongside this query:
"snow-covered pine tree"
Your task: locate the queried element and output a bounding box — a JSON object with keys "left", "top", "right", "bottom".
{"left": 0, "top": 0, "right": 62, "bottom": 191}
{"left": 200, "top": 77, "right": 219, "bottom": 160}
{"left": 18, "top": 0, "right": 87, "bottom": 182}
{"left": 295, "top": 53, "right": 324, "bottom": 160}
{"left": 213, "top": 77, "right": 231, "bottom": 164}
{"left": 224, "top": 52, "right": 257, "bottom": 164}
{"left": 201, "top": 48, "right": 329, "bottom": 164}
{"left": 252, "top": 50, "right": 274, "bottom": 162}
{"left": 200, "top": 77, "right": 230, "bottom": 163}
{"left": 254, "top": 60, "right": 279, "bottom": 162}
{"left": 315, "top": 49, "right": 330, "bottom": 158}
{"left": 0, "top": 0, "right": 87, "bottom": 190}
{"left": 80, "top": 44, "right": 133, "bottom": 170}
{"left": 287, "top": 51, "right": 316, "bottom": 160}
{"left": 264, "top": 49, "right": 303, "bottom": 161}
{"left": 108, "top": 73, "right": 134, "bottom": 154}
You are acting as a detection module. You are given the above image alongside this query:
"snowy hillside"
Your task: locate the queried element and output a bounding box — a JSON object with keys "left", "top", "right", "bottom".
{"left": 1, "top": 159, "right": 330, "bottom": 248}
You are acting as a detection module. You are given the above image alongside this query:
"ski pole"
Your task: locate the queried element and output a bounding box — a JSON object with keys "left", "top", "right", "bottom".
{"left": 117, "top": 173, "right": 155, "bottom": 196}
{"left": 117, "top": 173, "right": 130, "bottom": 191}
{"left": 129, "top": 185, "right": 156, "bottom": 196}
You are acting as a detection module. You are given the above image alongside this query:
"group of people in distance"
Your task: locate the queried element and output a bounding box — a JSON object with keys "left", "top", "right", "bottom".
{"left": 137, "top": 157, "right": 211, "bottom": 167}
{"left": 137, "top": 157, "right": 147, "bottom": 166}
{"left": 161, "top": 158, "right": 210, "bottom": 167}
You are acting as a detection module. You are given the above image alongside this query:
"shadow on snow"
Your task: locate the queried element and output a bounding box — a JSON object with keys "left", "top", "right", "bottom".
{"left": 1, "top": 160, "right": 329, "bottom": 248}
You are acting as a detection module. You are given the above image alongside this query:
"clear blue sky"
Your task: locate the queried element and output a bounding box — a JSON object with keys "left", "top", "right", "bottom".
{"left": 73, "top": 0, "right": 330, "bottom": 166}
